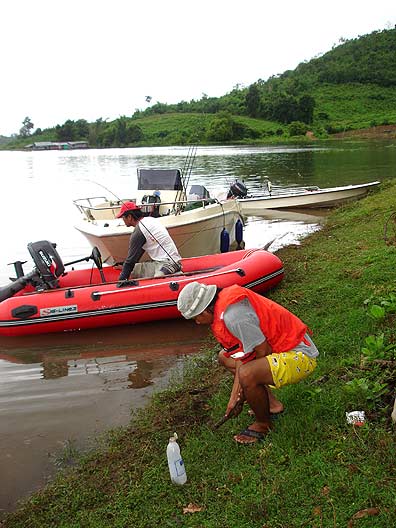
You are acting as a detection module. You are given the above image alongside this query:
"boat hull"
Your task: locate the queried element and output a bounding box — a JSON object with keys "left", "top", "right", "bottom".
{"left": 75, "top": 199, "right": 243, "bottom": 264}
{"left": 0, "top": 249, "right": 284, "bottom": 337}
{"left": 237, "top": 181, "right": 380, "bottom": 215}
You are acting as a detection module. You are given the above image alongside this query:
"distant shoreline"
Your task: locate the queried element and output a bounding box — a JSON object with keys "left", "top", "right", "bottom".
{"left": 331, "top": 124, "right": 396, "bottom": 139}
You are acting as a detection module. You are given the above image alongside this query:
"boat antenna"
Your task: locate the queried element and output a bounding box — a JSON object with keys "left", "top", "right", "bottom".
{"left": 79, "top": 179, "right": 180, "bottom": 270}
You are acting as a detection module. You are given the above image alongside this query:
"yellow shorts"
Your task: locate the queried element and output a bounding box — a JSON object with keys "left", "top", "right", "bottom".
{"left": 267, "top": 351, "right": 317, "bottom": 389}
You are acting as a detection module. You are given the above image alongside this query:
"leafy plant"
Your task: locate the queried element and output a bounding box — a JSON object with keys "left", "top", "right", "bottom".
{"left": 379, "top": 292, "right": 396, "bottom": 313}
{"left": 364, "top": 291, "right": 396, "bottom": 321}
{"left": 366, "top": 304, "right": 386, "bottom": 321}
{"left": 344, "top": 377, "right": 388, "bottom": 407}
{"left": 288, "top": 121, "right": 309, "bottom": 136}
{"left": 361, "top": 333, "right": 396, "bottom": 361}
{"left": 51, "top": 439, "right": 80, "bottom": 469}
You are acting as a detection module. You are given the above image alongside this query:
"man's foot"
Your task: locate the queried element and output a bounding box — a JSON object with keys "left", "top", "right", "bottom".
{"left": 233, "top": 424, "right": 271, "bottom": 445}
{"left": 269, "top": 402, "right": 284, "bottom": 415}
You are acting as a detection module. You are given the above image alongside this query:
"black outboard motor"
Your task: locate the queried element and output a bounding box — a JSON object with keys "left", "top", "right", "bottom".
{"left": 27, "top": 240, "right": 65, "bottom": 289}
{"left": 0, "top": 241, "right": 66, "bottom": 304}
{"left": 227, "top": 180, "right": 248, "bottom": 199}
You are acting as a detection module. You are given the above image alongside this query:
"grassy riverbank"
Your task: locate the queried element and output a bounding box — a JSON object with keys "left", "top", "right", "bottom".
{"left": 3, "top": 182, "right": 396, "bottom": 527}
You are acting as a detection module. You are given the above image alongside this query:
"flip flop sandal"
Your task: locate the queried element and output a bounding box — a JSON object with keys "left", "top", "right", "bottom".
{"left": 270, "top": 410, "right": 285, "bottom": 420}
{"left": 233, "top": 428, "right": 268, "bottom": 445}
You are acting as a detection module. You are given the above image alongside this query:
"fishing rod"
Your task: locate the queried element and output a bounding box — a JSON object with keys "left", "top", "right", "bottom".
{"left": 183, "top": 145, "right": 197, "bottom": 198}
{"left": 175, "top": 145, "right": 197, "bottom": 205}
{"left": 175, "top": 148, "right": 191, "bottom": 203}
{"left": 80, "top": 179, "right": 180, "bottom": 270}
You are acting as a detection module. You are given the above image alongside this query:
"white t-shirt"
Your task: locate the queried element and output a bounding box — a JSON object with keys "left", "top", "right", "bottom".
{"left": 139, "top": 216, "right": 181, "bottom": 263}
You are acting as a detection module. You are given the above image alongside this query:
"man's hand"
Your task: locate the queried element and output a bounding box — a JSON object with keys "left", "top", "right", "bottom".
{"left": 212, "top": 393, "right": 245, "bottom": 430}
{"left": 117, "top": 279, "right": 138, "bottom": 288}
{"left": 225, "top": 393, "right": 245, "bottom": 419}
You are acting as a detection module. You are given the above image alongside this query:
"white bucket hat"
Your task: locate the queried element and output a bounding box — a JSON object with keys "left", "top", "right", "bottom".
{"left": 177, "top": 282, "right": 217, "bottom": 319}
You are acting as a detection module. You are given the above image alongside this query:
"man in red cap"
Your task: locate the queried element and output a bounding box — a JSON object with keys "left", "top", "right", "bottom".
{"left": 116, "top": 201, "right": 181, "bottom": 281}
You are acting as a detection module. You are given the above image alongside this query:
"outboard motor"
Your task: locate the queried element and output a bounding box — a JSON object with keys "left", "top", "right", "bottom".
{"left": 227, "top": 180, "right": 248, "bottom": 199}
{"left": 0, "top": 241, "right": 65, "bottom": 303}
{"left": 27, "top": 240, "right": 65, "bottom": 289}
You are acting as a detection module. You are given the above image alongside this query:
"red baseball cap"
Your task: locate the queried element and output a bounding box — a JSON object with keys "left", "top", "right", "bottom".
{"left": 116, "top": 201, "right": 141, "bottom": 218}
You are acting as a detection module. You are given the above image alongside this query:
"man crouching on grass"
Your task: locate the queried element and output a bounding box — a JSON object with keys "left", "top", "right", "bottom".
{"left": 177, "top": 282, "right": 319, "bottom": 445}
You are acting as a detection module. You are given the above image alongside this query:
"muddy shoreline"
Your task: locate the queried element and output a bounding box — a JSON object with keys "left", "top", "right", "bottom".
{"left": 332, "top": 124, "right": 396, "bottom": 139}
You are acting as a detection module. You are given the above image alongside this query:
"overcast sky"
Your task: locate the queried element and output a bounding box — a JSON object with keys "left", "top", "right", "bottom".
{"left": 1, "top": 0, "right": 395, "bottom": 136}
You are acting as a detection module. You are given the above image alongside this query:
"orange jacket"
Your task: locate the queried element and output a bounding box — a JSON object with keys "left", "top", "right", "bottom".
{"left": 211, "top": 285, "right": 308, "bottom": 362}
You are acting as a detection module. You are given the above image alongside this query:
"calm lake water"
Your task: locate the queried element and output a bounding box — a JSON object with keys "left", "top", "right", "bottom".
{"left": 0, "top": 140, "right": 395, "bottom": 514}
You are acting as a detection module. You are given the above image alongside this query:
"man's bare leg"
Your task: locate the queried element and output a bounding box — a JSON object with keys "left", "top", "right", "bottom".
{"left": 219, "top": 351, "right": 283, "bottom": 414}
{"left": 233, "top": 357, "right": 275, "bottom": 444}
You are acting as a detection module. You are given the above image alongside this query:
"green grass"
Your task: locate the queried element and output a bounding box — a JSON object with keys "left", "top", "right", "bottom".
{"left": 2, "top": 182, "right": 396, "bottom": 528}
{"left": 313, "top": 83, "right": 396, "bottom": 132}
{"left": 103, "top": 113, "right": 286, "bottom": 146}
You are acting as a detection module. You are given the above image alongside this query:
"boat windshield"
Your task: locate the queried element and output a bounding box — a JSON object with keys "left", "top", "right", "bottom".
{"left": 137, "top": 169, "right": 183, "bottom": 191}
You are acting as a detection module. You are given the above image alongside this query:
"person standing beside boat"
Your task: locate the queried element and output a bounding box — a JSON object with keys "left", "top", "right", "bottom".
{"left": 116, "top": 201, "right": 181, "bottom": 280}
{"left": 177, "top": 282, "right": 319, "bottom": 445}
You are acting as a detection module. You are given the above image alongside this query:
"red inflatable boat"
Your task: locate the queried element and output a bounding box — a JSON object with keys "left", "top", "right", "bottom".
{"left": 0, "top": 241, "right": 284, "bottom": 337}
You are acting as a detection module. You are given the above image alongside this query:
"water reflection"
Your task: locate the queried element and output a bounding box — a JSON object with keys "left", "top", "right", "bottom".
{"left": 242, "top": 208, "right": 326, "bottom": 251}
{"left": 42, "top": 359, "right": 68, "bottom": 380}
{"left": 0, "top": 319, "right": 208, "bottom": 384}
{"left": 128, "top": 361, "right": 154, "bottom": 388}
{"left": 0, "top": 319, "right": 209, "bottom": 514}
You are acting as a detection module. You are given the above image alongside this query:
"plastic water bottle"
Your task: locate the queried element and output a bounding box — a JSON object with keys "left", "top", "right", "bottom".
{"left": 166, "top": 432, "right": 187, "bottom": 485}
{"left": 391, "top": 397, "right": 396, "bottom": 424}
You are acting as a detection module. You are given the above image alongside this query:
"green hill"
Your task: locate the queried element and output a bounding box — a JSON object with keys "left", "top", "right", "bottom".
{"left": 286, "top": 28, "right": 396, "bottom": 87}
{"left": 312, "top": 83, "right": 396, "bottom": 133}
{"left": 3, "top": 27, "right": 396, "bottom": 149}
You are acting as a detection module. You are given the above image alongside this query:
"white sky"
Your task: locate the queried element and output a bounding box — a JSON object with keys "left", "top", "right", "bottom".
{"left": 1, "top": 0, "right": 395, "bottom": 136}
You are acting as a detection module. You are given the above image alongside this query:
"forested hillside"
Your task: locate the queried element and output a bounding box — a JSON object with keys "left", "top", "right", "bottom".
{"left": 132, "top": 27, "right": 396, "bottom": 126}
{"left": 3, "top": 27, "right": 396, "bottom": 149}
{"left": 288, "top": 28, "right": 396, "bottom": 86}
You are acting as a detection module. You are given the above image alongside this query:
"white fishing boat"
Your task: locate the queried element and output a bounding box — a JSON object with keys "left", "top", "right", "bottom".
{"left": 228, "top": 180, "right": 380, "bottom": 215}
{"left": 74, "top": 167, "right": 244, "bottom": 264}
